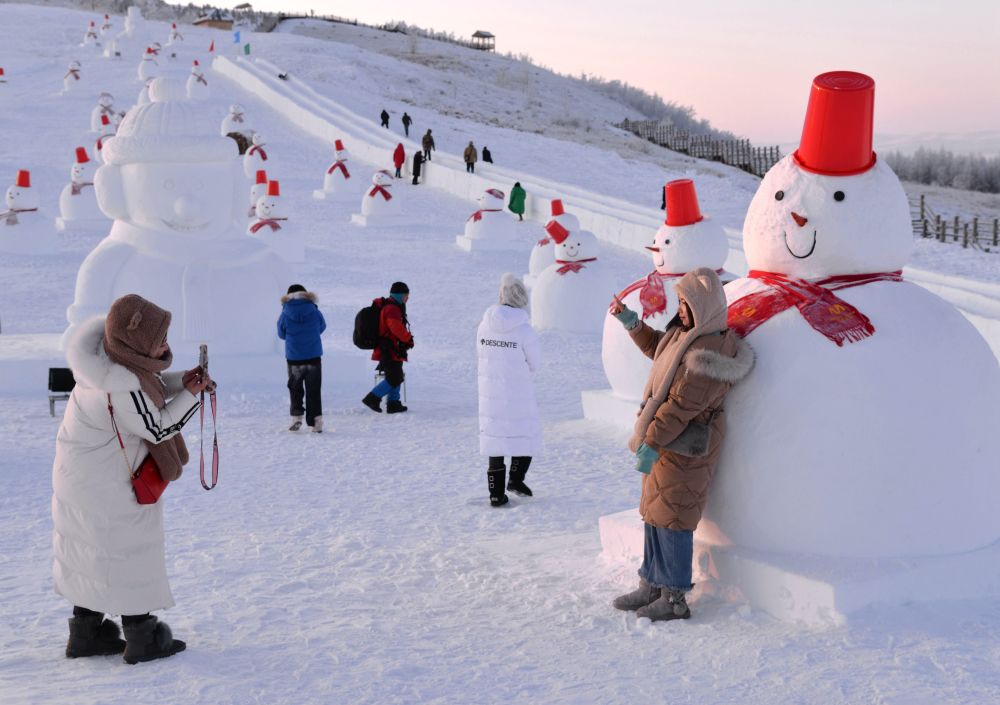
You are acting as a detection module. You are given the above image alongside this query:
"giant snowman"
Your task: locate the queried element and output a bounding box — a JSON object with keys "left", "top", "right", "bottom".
{"left": 705, "top": 71, "right": 1000, "bottom": 558}
{"left": 65, "top": 78, "right": 291, "bottom": 356}
{"left": 585, "top": 179, "right": 730, "bottom": 423}
{"left": 455, "top": 188, "right": 519, "bottom": 251}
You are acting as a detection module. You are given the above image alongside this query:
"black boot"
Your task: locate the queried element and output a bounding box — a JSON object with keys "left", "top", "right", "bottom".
{"left": 362, "top": 392, "right": 382, "bottom": 413}
{"left": 507, "top": 457, "right": 533, "bottom": 497}
{"left": 487, "top": 468, "right": 509, "bottom": 507}
{"left": 66, "top": 613, "right": 126, "bottom": 658}
{"left": 122, "top": 615, "right": 186, "bottom": 665}
{"left": 386, "top": 400, "right": 408, "bottom": 414}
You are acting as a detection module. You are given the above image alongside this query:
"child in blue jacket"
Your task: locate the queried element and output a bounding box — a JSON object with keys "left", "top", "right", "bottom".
{"left": 277, "top": 284, "right": 326, "bottom": 432}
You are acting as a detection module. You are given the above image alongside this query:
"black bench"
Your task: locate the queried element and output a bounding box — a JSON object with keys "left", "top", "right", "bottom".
{"left": 48, "top": 368, "right": 75, "bottom": 417}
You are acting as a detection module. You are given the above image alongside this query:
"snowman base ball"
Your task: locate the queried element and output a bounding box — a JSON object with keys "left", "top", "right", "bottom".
{"left": 579, "top": 389, "right": 645, "bottom": 427}
{"left": 350, "top": 212, "right": 406, "bottom": 228}
{"left": 247, "top": 228, "right": 305, "bottom": 263}
{"left": 455, "top": 233, "right": 520, "bottom": 252}
{"left": 312, "top": 187, "right": 353, "bottom": 202}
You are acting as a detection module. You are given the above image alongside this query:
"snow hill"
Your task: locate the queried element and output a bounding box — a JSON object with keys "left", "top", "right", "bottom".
{"left": 2, "top": 4, "right": 1000, "bottom": 705}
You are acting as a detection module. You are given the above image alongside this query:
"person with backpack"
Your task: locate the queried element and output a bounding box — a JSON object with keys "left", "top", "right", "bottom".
{"left": 411, "top": 151, "right": 423, "bottom": 185}
{"left": 508, "top": 182, "right": 526, "bottom": 221}
{"left": 401, "top": 112, "right": 412, "bottom": 137}
{"left": 482, "top": 146, "right": 493, "bottom": 164}
{"left": 277, "top": 284, "right": 326, "bottom": 433}
{"left": 464, "top": 141, "right": 478, "bottom": 173}
{"left": 392, "top": 143, "right": 406, "bottom": 179}
{"left": 360, "top": 282, "right": 413, "bottom": 414}
{"left": 421, "top": 129, "right": 435, "bottom": 161}
{"left": 380, "top": 109, "right": 390, "bottom": 128}
{"left": 477, "top": 274, "right": 541, "bottom": 506}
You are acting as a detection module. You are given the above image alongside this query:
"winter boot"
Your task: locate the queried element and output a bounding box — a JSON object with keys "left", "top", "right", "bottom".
{"left": 362, "top": 393, "right": 382, "bottom": 413}
{"left": 507, "top": 458, "right": 533, "bottom": 497}
{"left": 311, "top": 416, "right": 324, "bottom": 433}
{"left": 122, "top": 615, "right": 186, "bottom": 665}
{"left": 289, "top": 416, "right": 303, "bottom": 432}
{"left": 487, "top": 468, "right": 509, "bottom": 507}
{"left": 612, "top": 578, "right": 662, "bottom": 612}
{"left": 635, "top": 589, "right": 691, "bottom": 622}
{"left": 65, "top": 613, "right": 126, "bottom": 658}
{"left": 386, "top": 400, "right": 408, "bottom": 414}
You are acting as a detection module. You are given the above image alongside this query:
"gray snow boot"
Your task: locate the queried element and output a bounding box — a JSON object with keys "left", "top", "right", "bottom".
{"left": 612, "top": 578, "right": 661, "bottom": 612}
{"left": 635, "top": 589, "right": 691, "bottom": 622}
{"left": 289, "top": 416, "right": 303, "bottom": 432}
{"left": 66, "top": 613, "right": 126, "bottom": 658}
{"left": 122, "top": 615, "right": 186, "bottom": 664}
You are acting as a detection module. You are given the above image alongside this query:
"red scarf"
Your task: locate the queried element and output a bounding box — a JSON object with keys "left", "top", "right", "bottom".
{"left": 728, "top": 270, "right": 903, "bottom": 346}
{"left": 369, "top": 185, "right": 392, "bottom": 201}
{"left": 619, "top": 268, "right": 725, "bottom": 319}
{"left": 99, "top": 105, "right": 114, "bottom": 116}
{"left": 327, "top": 161, "right": 350, "bottom": 178}
{"left": 65, "top": 69, "right": 80, "bottom": 81}
{"left": 248, "top": 144, "right": 267, "bottom": 160}
{"left": 555, "top": 258, "right": 597, "bottom": 275}
{"left": 70, "top": 181, "right": 93, "bottom": 196}
{"left": 194, "top": 73, "right": 207, "bottom": 86}
{"left": 231, "top": 112, "right": 244, "bottom": 123}
{"left": 97, "top": 133, "right": 114, "bottom": 150}
{"left": 467, "top": 208, "right": 501, "bottom": 223}
{"left": 2, "top": 207, "right": 38, "bottom": 226}
{"left": 249, "top": 217, "right": 286, "bottom": 234}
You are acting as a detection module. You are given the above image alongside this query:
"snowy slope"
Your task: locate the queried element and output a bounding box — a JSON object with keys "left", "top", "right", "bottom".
{"left": 2, "top": 5, "right": 1000, "bottom": 705}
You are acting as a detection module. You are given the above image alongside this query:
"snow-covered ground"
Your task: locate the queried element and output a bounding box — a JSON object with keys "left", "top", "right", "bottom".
{"left": 2, "top": 5, "right": 1000, "bottom": 705}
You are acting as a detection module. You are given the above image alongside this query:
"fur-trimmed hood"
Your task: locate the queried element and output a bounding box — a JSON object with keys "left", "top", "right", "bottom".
{"left": 64, "top": 316, "right": 141, "bottom": 392}
{"left": 280, "top": 290, "right": 317, "bottom": 305}
{"left": 683, "top": 337, "right": 755, "bottom": 383}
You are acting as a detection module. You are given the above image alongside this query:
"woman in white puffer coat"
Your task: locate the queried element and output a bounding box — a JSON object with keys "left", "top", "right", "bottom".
{"left": 477, "top": 273, "right": 542, "bottom": 507}
{"left": 53, "top": 294, "right": 212, "bottom": 664}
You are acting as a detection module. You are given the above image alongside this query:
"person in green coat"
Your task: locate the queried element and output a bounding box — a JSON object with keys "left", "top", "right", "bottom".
{"left": 508, "top": 182, "right": 526, "bottom": 221}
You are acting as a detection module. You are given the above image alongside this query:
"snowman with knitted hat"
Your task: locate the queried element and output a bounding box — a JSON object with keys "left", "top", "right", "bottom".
{"left": 524, "top": 199, "right": 578, "bottom": 287}
{"left": 57, "top": 147, "right": 107, "bottom": 230}
{"left": 242, "top": 133, "right": 269, "bottom": 178}
{"left": 456, "top": 188, "right": 519, "bottom": 251}
{"left": 313, "top": 139, "right": 352, "bottom": 200}
{"left": 248, "top": 180, "right": 304, "bottom": 262}
{"left": 63, "top": 60, "right": 83, "bottom": 93}
{"left": 1, "top": 170, "right": 57, "bottom": 254}
{"left": 530, "top": 216, "right": 611, "bottom": 333}
{"left": 351, "top": 170, "right": 398, "bottom": 226}
{"left": 186, "top": 60, "right": 209, "bottom": 101}
{"left": 701, "top": 71, "right": 1000, "bottom": 566}
{"left": 248, "top": 169, "right": 269, "bottom": 217}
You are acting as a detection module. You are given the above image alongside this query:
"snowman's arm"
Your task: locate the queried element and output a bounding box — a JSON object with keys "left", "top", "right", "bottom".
{"left": 628, "top": 320, "right": 665, "bottom": 360}
{"left": 644, "top": 356, "right": 723, "bottom": 450}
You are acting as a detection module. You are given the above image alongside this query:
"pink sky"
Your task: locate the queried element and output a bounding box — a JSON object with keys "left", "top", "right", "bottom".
{"left": 204, "top": 0, "right": 1000, "bottom": 147}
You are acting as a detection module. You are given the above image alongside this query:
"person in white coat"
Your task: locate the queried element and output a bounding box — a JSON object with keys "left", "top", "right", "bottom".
{"left": 52, "top": 294, "right": 213, "bottom": 663}
{"left": 477, "top": 273, "right": 542, "bottom": 506}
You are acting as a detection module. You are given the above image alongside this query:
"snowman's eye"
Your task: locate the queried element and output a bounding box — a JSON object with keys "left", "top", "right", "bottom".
{"left": 774, "top": 190, "right": 784, "bottom": 201}
{"left": 664, "top": 239, "right": 671, "bottom": 245}
{"left": 833, "top": 191, "right": 845, "bottom": 202}
{"left": 163, "top": 179, "right": 174, "bottom": 191}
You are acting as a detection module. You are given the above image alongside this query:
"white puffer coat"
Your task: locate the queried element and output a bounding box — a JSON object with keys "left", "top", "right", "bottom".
{"left": 52, "top": 317, "right": 201, "bottom": 615}
{"left": 477, "top": 304, "right": 542, "bottom": 457}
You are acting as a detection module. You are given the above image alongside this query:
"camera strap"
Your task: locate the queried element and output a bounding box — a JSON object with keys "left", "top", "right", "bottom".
{"left": 199, "top": 390, "right": 219, "bottom": 490}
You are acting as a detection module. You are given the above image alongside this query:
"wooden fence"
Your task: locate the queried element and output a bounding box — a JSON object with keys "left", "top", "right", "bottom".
{"left": 911, "top": 194, "right": 999, "bottom": 253}
{"left": 616, "top": 119, "right": 781, "bottom": 177}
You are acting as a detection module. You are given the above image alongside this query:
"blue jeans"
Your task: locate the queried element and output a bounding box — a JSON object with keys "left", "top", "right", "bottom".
{"left": 638, "top": 523, "right": 693, "bottom": 592}
{"left": 370, "top": 378, "right": 400, "bottom": 402}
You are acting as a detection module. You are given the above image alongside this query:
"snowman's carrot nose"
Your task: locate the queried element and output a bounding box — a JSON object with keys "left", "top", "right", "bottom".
{"left": 645, "top": 246, "right": 660, "bottom": 252}
{"left": 791, "top": 212, "right": 808, "bottom": 227}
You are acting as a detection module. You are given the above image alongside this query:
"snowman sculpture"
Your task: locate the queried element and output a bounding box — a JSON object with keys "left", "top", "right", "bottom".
{"left": 81, "top": 20, "right": 99, "bottom": 49}
{"left": 524, "top": 199, "right": 577, "bottom": 287}
{"left": 63, "top": 60, "right": 83, "bottom": 92}
{"left": 166, "top": 23, "right": 184, "bottom": 47}
{"left": 703, "top": 71, "right": 1000, "bottom": 560}
{"left": 135, "top": 78, "right": 154, "bottom": 107}
{"left": 530, "top": 219, "right": 611, "bottom": 333}
{"left": 220, "top": 104, "right": 251, "bottom": 139}
{"left": 456, "top": 188, "right": 519, "bottom": 251}
{"left": 248, "top": 180, "right": 304, "bottom": 263}
{"left": 99, "top": 14, "right": 112, "bottom": 38}
{"left": 1, "top": 170, "right": 57, "bottom": 255}
{"left": 137, "top": 47, "right": 158, "bottom": 81}
{"left": 351, "top": 170, "right": 397, "bottom": 226}
{"left": 242, "top": 133, "right": 269, "bottom": 178}
{"left": 186, "top": 60, "right": 209, "bottom": 101}
{"left": 94, "top": 114, "right": 117, "bottom": 164}
{"left": 589, "top": 178, "right": 732, "bottom": 420}
{"left": 57, "top": 147, "right": 107, "bottom": 230}
{"left": 313, "top": 139, "right": 351, "bottom": 199}
{"left": 90, "top": 92, "right": 117, "bottom": 132}
{"left": 248, "top": 169, "right": 268, "bottom": 217}
{"left": 65, "top": 77, "right": 291, "bottom": 356}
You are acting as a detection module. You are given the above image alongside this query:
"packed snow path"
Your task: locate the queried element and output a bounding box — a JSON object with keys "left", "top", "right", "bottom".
{"left": 2, "top": 6, "right": 1000, "bottom": 704}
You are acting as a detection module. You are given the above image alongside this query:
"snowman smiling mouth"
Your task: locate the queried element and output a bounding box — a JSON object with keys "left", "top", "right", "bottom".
{"left": 783, "top": 211, "right": 817, "bottom": 259}
{"left": 564, "top": 245, "right": 579, "bottom": 258}
{"left": 161, "top": 218, "right": 209, "bottom": 232}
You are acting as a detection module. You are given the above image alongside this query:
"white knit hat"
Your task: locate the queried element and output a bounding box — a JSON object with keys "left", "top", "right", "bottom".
{"left": 499, "top": 273, "right": 529, "bottom": 309}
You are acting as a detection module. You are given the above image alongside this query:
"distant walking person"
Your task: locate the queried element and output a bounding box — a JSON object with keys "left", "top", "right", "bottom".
{"left": 411, "top": 151, "right": 423, "bottom": 185}
{"left": 277, "top": 284, "right": 326, "bottom": 433}
{"left": 464, "top": 141, "right": 478, "bottom": 174}
{"left": 380, "top": 109, "right": 390, "bottom": 128}
{"left": 362, "top": 282, "right": 413, "bottom": 414}
{"left": 508, "top": 181, "right": 526, "bottom": 221}
{"left": 393, "top": 143, "right": 406, "bottom": 179}
{"left": 421, "top": 129, "right": 435, "bottom": 161}
{"left": 477, "top": 274, "right": 541, "bottom": 506}
{"left": 401, "top": 112, "right": 412, "bottom": 137}
{"left": 482, "top": 146, "right": 493, "bottom": 164}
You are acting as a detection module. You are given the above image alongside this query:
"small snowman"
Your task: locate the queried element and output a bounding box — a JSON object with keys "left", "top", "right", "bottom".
{"left": 57, "top": 147, "right": 106, "bottom": 230}
{"left": 81, "top": 20, "right": 99, "bottom": 49}
{"left": 456, "top": 188, "right": 518, "bottom": 251}
{"left": 248, "top": 169, "right": 268, "bottom": 217}
{"left": 166, "top": 22, "right": 184, "bottom": 47}
{"left": 220, "top": 104, "right": 251, "bottom": 138}
{"left": 103, "top": 37, "right": 121, "bottom": 60}
{"left": 137, "top": 47, "right": 158, "bottom": 81}
{"left": 524, "top": 199, "right": 579, "bottom": 287}
{"left": 94, "top": 114, "right": 117, "bottom": 164}
{"left": 186, "top": 60, "right": 209, "bottom": 101}
{"left": 313, "top": 139, "right": 351, "bottom": 199}
{"left": 530, "top": 218, "right": 611, "bottom": 333}
{"left": 351, "top": 170, "right": 396, "bottom": 226}
{"left": 99, "top": 14, "right": 113, "bottom": 38}
{"left": 248, "top": 180, "right": 303, "bottom": 262}
{"left": 601, "top": 179, "right": 731, "bottom": 404}
{"left": 0, "top": 170, "right": 57, "bottom": 254}
{"left": 242, "top": 133, "right": 269, "bottom": 178}
{"left": 63, "top": 60, "right": 83, "bottom": 92}
{"left": 90, "top": 92, "right": 116, "bottom": 132}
